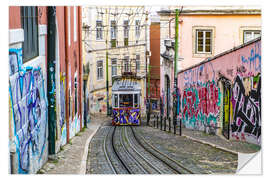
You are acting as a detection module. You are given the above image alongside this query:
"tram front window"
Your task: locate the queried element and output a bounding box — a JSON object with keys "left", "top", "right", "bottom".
{"left": 119, "top": 94, "right": 133, "bottom": 108}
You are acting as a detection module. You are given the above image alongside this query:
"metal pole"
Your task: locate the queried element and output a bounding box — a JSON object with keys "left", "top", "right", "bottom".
{"left": 83, "top": 79, "right": 87, "bottom": 128}
{"left": 106, "top": 51, "right": 109, "bottom": 116}
{"left": 106, "top": 9, "right": 110, "bottom": 116}
{"left": 169, "top": 117, "right": 171, "bottom": 132}
{"left": 47, "top": 6, "right": 56, "bottom": 155}
{"left": 156, "top": 115, "right": 159, "bottom": 128}
{"left": 174, "top": 9, "right": 180, "bottom": 135}
{"left": 147, "top": 64, "right": 151, "bottom": 125}
{"left": 145, "top": 10, "right": 150, "bottom": 126}
{"left": 164, "top": 117, "right": 166, "bottom": 131}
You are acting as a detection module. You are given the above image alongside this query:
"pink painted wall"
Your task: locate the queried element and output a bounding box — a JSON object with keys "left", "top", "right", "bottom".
{"left": 177, "top": 39, "right": 261, "bottom": 145}
{"left": 179, "top": 14, "right": 261, "bottom": 70}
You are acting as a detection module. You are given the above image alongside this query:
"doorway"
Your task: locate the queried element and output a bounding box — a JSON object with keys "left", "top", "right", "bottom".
{"left": 222, "top": 80, "right": 231, "bottom": 139}
{"left": 165, "top": 75, "right": 170, "bottom": 118}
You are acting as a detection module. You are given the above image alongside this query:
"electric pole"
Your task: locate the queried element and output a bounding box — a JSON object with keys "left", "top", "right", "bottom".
{"left": 145, "top": 10, "right": 151, "bottom": 126}
{"left": 174, "top": 9, "right": 180, "bottom": 135}
{"left": 106, "top": 8, "right": 110, "bottom": 116}
{"left": 47, "top": 6, "right": 56, "bottom": 155}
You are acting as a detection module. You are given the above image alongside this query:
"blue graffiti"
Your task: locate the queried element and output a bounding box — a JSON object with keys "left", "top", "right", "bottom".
{"left": 183, "top": 64, "right": 205, "bottom": 87}
{"left": 241, "top": 42, "right": 261, "bottom": 72}
{"left": 9, "top": 48, "right": 48, "bottom": 173}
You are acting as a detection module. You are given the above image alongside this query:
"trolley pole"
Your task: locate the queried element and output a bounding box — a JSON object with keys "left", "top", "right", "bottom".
{"left": 174, "top": 9, "right": 180, "bottom": 135}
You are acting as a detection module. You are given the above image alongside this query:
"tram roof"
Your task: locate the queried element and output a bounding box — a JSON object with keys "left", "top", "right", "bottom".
{"left": 112, "top": 78, "right": 141, "bottom": 92}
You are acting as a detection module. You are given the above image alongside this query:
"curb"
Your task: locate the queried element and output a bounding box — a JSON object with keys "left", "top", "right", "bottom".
{"left": 182, "top": 134, "right": 238, "bottom": 155}
{"left": 79, "top": 124, "right": 101, "bottom": 174}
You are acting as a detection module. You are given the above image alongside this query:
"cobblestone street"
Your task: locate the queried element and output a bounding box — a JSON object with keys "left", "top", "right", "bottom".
{"left": 87, "top": 118, "right": 239, "bottom": 174}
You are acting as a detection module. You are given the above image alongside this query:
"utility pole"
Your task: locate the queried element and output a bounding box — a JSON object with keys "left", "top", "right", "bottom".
{"left": 173, "top": 9, "right": 180, "bottom": 135}
{"left": 145, "top": 10, "right": 151, "bottom": 126}
{"left": 47, "top": 6, "right": 56, "bottom": 155}
{"left": 106, "top": 8, "right": 110, "bottom": 116}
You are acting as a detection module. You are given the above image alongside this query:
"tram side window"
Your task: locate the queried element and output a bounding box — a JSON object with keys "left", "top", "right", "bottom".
{"left": 134, "top": 94, "right": 139, "bottom": 108}
{"left": 113, "top": 94, "right": 118, "bottom": 108}
{"left": 119, "top": 94, "right": 133, "bottom": 108}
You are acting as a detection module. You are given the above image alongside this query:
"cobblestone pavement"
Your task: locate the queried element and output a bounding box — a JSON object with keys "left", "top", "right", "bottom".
{"left": 86, "top": 125, "right": 114, "bottom": 174}
{"left": 134, "top": 125, "right": 238, "bottom": 174}
{"left": 38, "top": 114, "right": 259, "bottom": 174}
{"left": 87, "top": 118, "right": 238, "bottom": 174}
{"left": 38, "top": 115, "right": 109, "bottom": 174}
{"left": 148, "top": 117, "right": 260, "bottom": 154}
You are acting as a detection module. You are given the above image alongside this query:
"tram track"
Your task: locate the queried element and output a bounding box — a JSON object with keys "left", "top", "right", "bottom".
{"left": 123, "top": 126, "right": 176, "bottom": 174}
{"left": 131, "top": 126, "right": 195, "bottom": 174}
{"left": 101, "top": 125, "right": 195, "bottom": 174}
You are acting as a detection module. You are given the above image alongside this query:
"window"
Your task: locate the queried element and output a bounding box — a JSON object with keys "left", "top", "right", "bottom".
{"left": 21, "top": 6, "right": 39, "bottom": 63}
{"left": 135, "top": 20, "right": 140, "bottom": 41}
{"left": 124, "top": 56, "right": 129, "bottom": 72}
{"left": 136, "top": 55, "right": 140, "bottom": 72}
{"left": 134, "top": 94, "right": 140, "bottom": 108}
{"left": 111, "top": 20, "right": 117, "bottom": 39}
{"left": 111, "top": 20, "right": 117, "bottom": 47}
{"left": 111, "top": 59, "right": 117, "bottom": 77}
{"left": 124, "top": 20, "right": 129, "bottom": 46}
{"left": 243, "top": 30, "right": 261, "bottom": 43}
{"left": 97, "top": 60, "right": 103, "bottom": 80}
{"left": 96, "top": 20, "right": 103, "bottom": 40}
{"left": 119, "top": 94, "right": 133, "bottom": 108}
{"left": 113, "top": 94, "right": 118, "bottom": 108}
{"left": 196, "top": 30, "right": 212, "bottom": 53}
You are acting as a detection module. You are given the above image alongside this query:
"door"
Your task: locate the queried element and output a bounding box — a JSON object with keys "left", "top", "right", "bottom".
{"left": 222, "top": 82, "right": 231, "bottom": 139}
{"left": 165, "top": 75, "right": 170, "bottom": 118}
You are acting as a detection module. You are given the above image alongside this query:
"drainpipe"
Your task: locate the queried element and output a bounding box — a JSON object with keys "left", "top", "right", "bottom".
{"left": 78, "top": 6, "right": 83, "bottom": 129}
{"left": 47, "top": 6, "right": 56, "bottom": 155}
{"left": 64, "top": 7, "right": 70, "bottom": 143}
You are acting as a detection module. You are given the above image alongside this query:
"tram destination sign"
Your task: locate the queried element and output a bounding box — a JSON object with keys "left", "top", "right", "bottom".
{"left": 118, "top": 85, "right": 134, "bottom": 90}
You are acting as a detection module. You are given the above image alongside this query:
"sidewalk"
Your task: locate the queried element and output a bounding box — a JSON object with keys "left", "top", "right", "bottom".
{"left": 38, "top": 115, "right": 110, "bottom": 174}
{"left": 148, "top": 117, "right": 260, "bottom": 154}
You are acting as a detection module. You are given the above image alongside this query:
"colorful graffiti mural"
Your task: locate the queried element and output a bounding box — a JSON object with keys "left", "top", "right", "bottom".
{"left": 178, "top": 39, "right": 261, "bottom": 145}
{"left": 9, "top": 48, "right": 48, "bottom": 173}
{"left": 231, "top": 74, "right": 261, "bottom": 144}
{"left": 112, "top": 108, "right": 140, "bottom": 125}
{"left": 59, "top": 76, "right": 66, "bottom": 145}
{"left": 181, "top": 81, "right": 221, "bottom": 134}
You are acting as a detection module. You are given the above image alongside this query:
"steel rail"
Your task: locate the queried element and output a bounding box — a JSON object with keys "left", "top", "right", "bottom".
{"left": 131, "top": 126, "right": 195, "bottom": 174}
{"left": 111, "top": 126, "right": 132, "bottom": 174}
{"left": 118, "top": 126, "right": 148, "bottom": 174}
{"left": 124, "top": 126, "right": 163, "bottom": 174}
{"left": 103, "top": 126, "right": 117, "bottom": 174}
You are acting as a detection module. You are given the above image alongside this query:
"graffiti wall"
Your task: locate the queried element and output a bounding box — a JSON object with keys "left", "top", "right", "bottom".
{"left": 112, "top": 108, "right": 140, "bottom": 125}
{"left": 9, "top": 48, "right": 48, "bottom": 173}
{"left": 59, "top": 75, "right": 67, "bottom": 145}
{"left": 178, "top": 39, "right": 261, "bottom": 145}
{"left": 89, "top": 90, "right": 107, "bottom": 114}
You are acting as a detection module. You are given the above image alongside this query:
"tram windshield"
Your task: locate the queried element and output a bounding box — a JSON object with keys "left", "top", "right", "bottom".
{"left": 119, "top": 94, "right": 133, "bottom": 108}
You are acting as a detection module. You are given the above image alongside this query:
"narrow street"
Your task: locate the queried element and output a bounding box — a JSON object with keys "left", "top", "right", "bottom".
{"left": 8, "top": 5, "right": 262, "bottom": 175}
